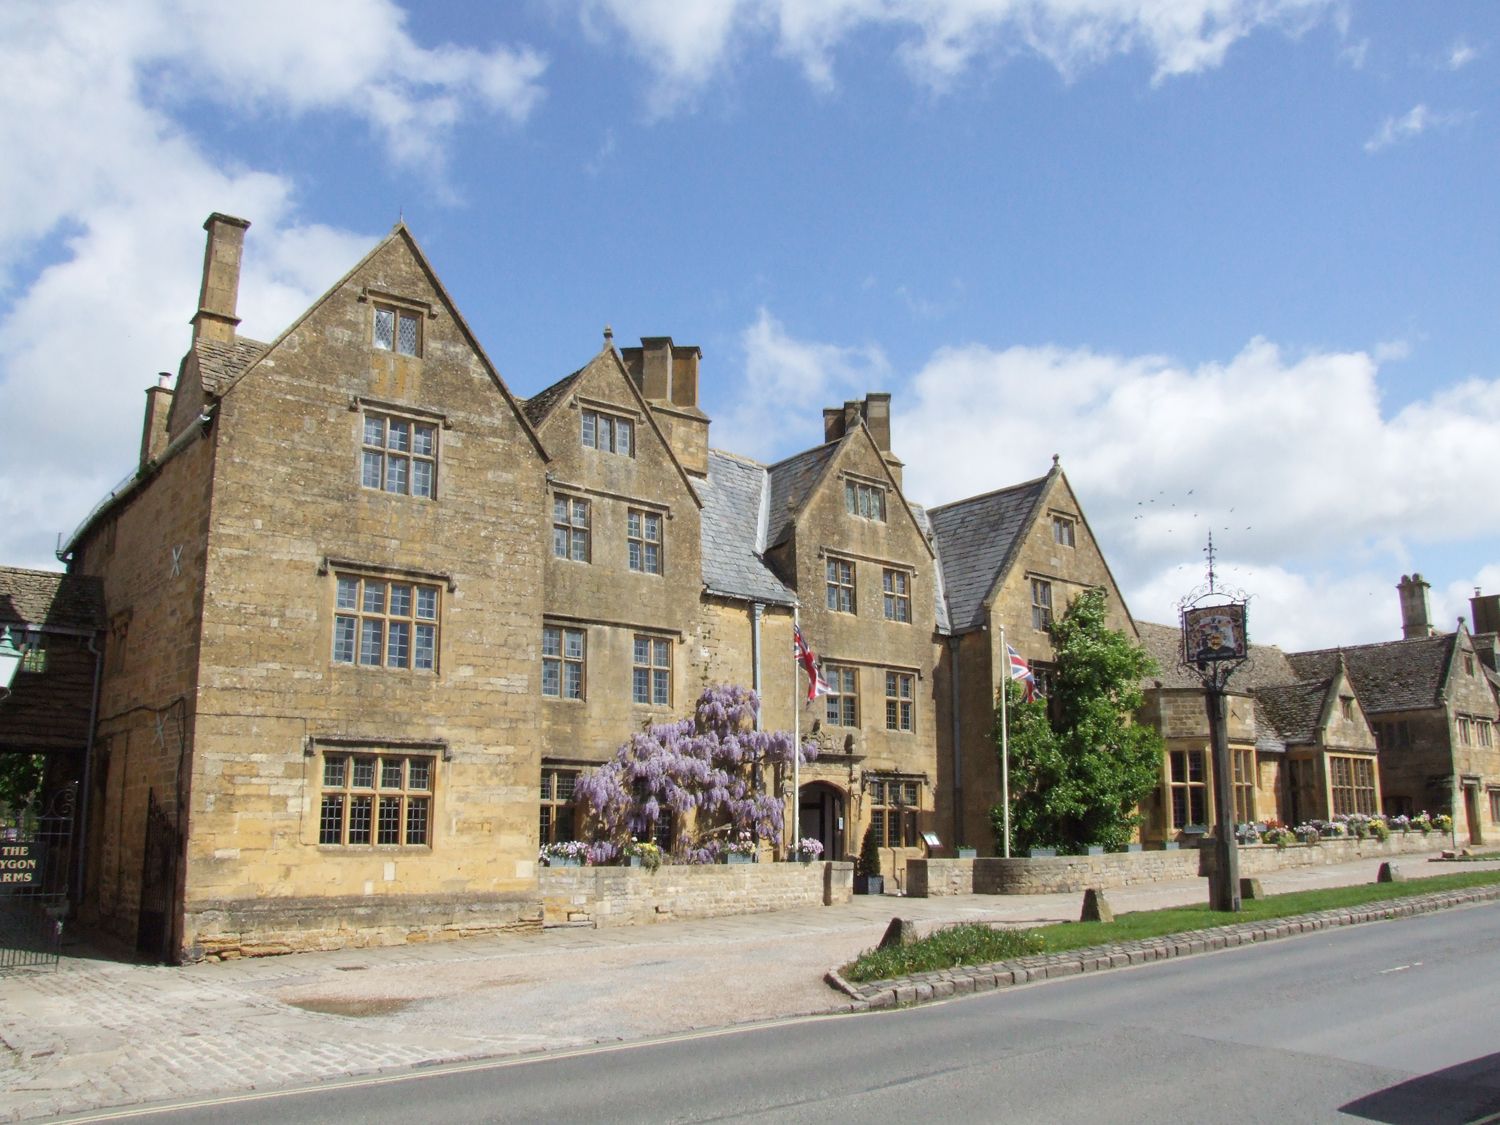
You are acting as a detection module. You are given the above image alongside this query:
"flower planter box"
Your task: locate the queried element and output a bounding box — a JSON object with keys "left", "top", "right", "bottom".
{"left": 1086, "top": 846, "right": 1105, "bottom": 856}
{"left": 726, "top": 853, "right": 756, "bottom": 865}
{"left": 1028, "top": 847, "right": 1057, "bottom": 858}
{"left": 548, "top": 858, "right": 582, "bottom": 868}
{"left": 854, "top": 874, "right": 885, "bottom": 895}
{"left": 956, "top": 848, "right": 978, "bottom": 859}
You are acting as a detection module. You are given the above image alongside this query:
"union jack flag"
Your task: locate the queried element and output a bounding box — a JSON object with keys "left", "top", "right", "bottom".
{"left": 1007, "top": 644, "right": 1040, "bottom": 702}
{"left": 794, "top": 624, "right": 831, "bottom": 702}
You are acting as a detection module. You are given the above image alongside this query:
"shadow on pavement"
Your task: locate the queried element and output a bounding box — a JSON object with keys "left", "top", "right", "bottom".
{"left": 1341, "top": 1051, "right": 1500, "bottom": 1123}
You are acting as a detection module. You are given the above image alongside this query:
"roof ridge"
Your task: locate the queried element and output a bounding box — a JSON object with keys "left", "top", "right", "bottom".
{"left": 927, "top": 472, "right": 1050, "bottom": 515}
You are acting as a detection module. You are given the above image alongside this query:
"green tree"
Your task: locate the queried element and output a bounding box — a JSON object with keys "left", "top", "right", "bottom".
{"left": 0, "top": 753, "right": 45, "bottom": 820}
{"left": 990, "top": 587, "right": 1163, "bottom": 854}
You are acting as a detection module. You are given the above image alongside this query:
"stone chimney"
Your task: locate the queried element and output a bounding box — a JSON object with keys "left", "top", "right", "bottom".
{"left": 192, "top": 213, "right": 250, "bottom": 345}
{"left": 821, "top": 395, "right": 903, "bottom": 486}
{"left": 1398, "top": 573, "right": 1434, "bottom": 639}
{"left": 140, "top": 373, "right": 174, "bottom": 466}
{"left": 1470, "top": 589, "right": 1500, "bottom": 636}
{"left": 620, "top": 335, "right": 710, "bottom": 477}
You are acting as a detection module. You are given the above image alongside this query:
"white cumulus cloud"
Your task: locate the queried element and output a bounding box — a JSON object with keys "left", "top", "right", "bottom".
{"left": 1364, "top": 103, "right": 1469, "bottom": 153}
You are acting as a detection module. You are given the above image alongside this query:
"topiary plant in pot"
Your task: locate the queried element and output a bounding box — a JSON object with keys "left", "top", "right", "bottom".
{"left": 855, "top": 825, "right": 884, "bottom": 895}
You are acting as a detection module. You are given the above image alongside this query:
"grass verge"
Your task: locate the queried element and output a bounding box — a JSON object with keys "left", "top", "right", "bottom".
{"left": 841, "top": 868, "right": 1500, "bottom": 983}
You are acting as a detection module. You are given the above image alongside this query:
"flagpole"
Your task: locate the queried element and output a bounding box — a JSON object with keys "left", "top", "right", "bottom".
{"left": 1000, "top": 625, "right": 1011, "bottom": 859}
{"left": 792, "top": 606, "right": 801, "bottom": 861}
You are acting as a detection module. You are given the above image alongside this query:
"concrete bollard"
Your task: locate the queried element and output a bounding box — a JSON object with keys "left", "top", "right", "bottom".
{"left": 1081, "top": 888, "right": 1114, "bottom": 923}
{"left": 1378, "top": 862, "right": 1405, "bottom": 883}
{"left": 1239, "top": 877, "right": 1263, "bottom": 900}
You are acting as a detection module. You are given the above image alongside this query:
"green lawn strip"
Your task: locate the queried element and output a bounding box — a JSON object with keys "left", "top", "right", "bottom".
{"left": 842, "top": 868, "right": 1500, "bottom": 983}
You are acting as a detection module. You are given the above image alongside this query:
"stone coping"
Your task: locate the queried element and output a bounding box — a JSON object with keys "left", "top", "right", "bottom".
{"left": 825, "top": 883, "right": 1500, "bottom": 1010}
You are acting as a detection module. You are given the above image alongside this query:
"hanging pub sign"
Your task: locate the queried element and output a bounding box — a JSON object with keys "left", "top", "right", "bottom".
{"left": 1183, "top": 603, "right": 1248, "bottom": 664}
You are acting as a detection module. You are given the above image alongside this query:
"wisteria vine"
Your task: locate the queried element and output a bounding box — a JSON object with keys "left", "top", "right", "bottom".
{"left": 572, "top": 684, "right": 818, "bottom": 863}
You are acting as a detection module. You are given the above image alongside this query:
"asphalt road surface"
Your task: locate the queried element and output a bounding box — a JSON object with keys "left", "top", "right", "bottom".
{"left": 73, "top": 901, "right": 1500, "bottom": 1125}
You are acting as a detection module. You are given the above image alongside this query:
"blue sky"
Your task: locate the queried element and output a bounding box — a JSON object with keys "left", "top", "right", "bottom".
{"left": 2, "top": 0, "right": 1497, "bottom": 650}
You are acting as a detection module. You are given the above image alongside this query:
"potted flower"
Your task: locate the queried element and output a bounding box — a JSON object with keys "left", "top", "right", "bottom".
{"left": 796, "top": 837, "right": 824, "bottom": 862}
{"left": 854, "top": 826, "right": 884, "bottom": 895}
{"left": 624, "top": 839, "right": 662, "bottom": 871}
{"left": 539, "top": 840, "right": 589, "bottom": 867}
{"left": 726, "top": 830, "right": 758, "bottom": 864}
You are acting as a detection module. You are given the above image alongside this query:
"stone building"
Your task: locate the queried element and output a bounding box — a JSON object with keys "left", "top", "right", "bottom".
{"left": 1286, "top": 575, "right": 1500, "bottom": 842}
{"left": 926, "top": 462, "right": 1138, "bottom": 854}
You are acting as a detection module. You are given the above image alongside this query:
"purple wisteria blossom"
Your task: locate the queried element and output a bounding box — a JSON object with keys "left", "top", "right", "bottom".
{"left": 573, "top": 684, "right": 818, "bottom": 863}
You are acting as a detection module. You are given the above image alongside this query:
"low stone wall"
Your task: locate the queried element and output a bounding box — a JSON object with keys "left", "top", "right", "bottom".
{"left": 184, "top": 892, "right": 544, "bottom": 962}
{"left": 908, "top": 850, "right": 1202, "bottom": 897}
{"left": 1200, "top": 833, "right": 1450, "bottom": 877}
{"left": 540, "top": 860, "right": 854, "bottom": 927}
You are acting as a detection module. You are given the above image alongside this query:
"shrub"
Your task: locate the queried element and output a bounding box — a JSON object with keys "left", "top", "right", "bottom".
{"left": 842, "top": 923, "right": 1044, "bottom": 983}
{"left": 858, "top": 825, "right": 882, "bottom": 877}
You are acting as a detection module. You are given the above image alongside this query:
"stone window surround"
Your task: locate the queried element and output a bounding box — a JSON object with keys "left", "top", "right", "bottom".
{"left": 882, "top": 567, "right": 912, "bottom": 623}
{"left": 553, "top": 494, "right": 591, "bottom": 563}
{"left": 867, "top": 774, "right": 921, "bottom": 848}
{"left": 360, "top": 410, "right": 438, "bottom": 499}
{"left": 1329, "top": 754, "right": 1377, "bottom": 816}
{"left": 1168, "top": 748, "right": 1207, "bottom": 830}
{"left": 885, "top": 669, "right": 915, "bottom": 732}
{"left": 1051, "top": 512, "right": 1077, "bottom": 547}
{"left": 332, "top": 573, "right": 441, "bottom": 672}
{"left": 316, "top": 749, "right": 434, "bottom": 848}
{"left": 824, "top": 663, "right": 859, "bottom": 727}
{"left": 631, "top": 633, "right": 672, "bottom": 706}
{"left": 321, "top": 559, "right": 453, "bottom": 674}
{"left": 578, "top": 396, "right": 639, "bottom": 457}
{"left": 627, "top": 508, "right": 663, "bottom": 575}
{"left": 826, "top": 556, "right": 856, "bottom": 614}
{"left": 542, "top": 623, "right": 586, "bottom": 701}
{"left": 540, "top": 764, "right": 580, "bottom": 845}
{"left": 357, "top": 288, "right": 437, "bottom": 358}
{"left": 1030, "top": 576, "right": 1053, "bottom": 631}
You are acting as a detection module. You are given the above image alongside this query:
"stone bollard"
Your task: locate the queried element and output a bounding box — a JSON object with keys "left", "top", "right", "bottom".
{"left": 1239, "top": 877, "right": 1263, "bottom": 900}
{"left": 879, "top": 917, "right": 919, "bottom": 949}
{"left": 1378, "top": 862, "right": 1405, "bottom": 883}
{"left": 1080, "top": 888, "right": 1114, "bottom": 923}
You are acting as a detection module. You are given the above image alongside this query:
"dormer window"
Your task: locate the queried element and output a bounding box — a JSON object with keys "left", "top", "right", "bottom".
{"left": 845, "top": 480, "right": 886, "bottom": 522}
{"left": 582, "top": 408, "right": 633, "bottom": 456}
{"left": 373, "top": 305, "right": 421, "bottom": 357}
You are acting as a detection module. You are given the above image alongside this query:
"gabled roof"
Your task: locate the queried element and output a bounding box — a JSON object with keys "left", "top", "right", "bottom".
{"left": 1252, "top": 697, "right": 1287, "bottom": 754}
{"left": 764, "top": 443, "right": 839, "bottom": 550}
{"left": 194, "top": 337, "right": 268, "bottom": 395}
{"left": 0, "top": 567, "right": 104, "bottom": 632}
{"left": 699, "top": 451, "right": 796, "bottom": 606}
{"left": 1288, "top": 634, "right": 1455, "bottom": 714}
{"left": 1135, "top": 620, "right": 1299, "bottom": 691}
{"left": 217, "top": 222, "right": 549, "bottom": 464}
{"left": 520, "top": 368, "right": 584, "bottom": 428}
{"left": 1255, "top": 679, "right": 1331, "bottom": 745}
{"left": 927, "top": 474, "right": 1049, "bottom": 633}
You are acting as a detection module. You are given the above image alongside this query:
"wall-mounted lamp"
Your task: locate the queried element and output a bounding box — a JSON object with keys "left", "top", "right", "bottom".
{"left": 0, "top": 627, "right": 27, "bottom": 696}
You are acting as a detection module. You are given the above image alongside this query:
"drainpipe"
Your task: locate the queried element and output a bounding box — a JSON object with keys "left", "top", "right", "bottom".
{"left": 751, "top": 603, "right": 764, "bottom": 730}
{"left": 74, "top": 631, "right": 104, "bottom": 905}
{"left": 948, "top": 635, "right": 962, "bottom": 849}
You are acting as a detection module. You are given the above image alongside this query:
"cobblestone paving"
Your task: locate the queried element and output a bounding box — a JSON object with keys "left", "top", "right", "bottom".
{"left": 2, "top": 851, "right": 1494, "bottom": 1122}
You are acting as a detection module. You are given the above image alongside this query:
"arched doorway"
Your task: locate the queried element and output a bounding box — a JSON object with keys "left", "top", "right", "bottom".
{"left": 799, "top": 782, "right": 846, "bottom": 861}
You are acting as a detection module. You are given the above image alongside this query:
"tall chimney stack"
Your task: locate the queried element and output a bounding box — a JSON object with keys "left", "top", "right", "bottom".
{"left": 192, "top": 213, "right": 250, "bottom": 345}
{"left": 1397, "top": 573, "right": 1434, "bottom": 639}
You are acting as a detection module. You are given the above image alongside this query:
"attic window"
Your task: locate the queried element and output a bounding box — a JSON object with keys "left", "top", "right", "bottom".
{"left": 845, "top": 480, "right": 886, "bottom": 522}
{"left": 374, "top": 306, "right": 421, "bottom": 357}
{"left": 1340, "top": 695, "right": 1354, "bottom": 720}
{"left": 1052, "top": 515, "right": 1076, "bottom": 547}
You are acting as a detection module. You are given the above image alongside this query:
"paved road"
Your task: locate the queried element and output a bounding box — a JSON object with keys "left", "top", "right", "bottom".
{"left": 2, "top": 851, "right": 1493, "bottom": 1122}
{"left": 67, "top": 899, "right": 1500, "bottom": 1123}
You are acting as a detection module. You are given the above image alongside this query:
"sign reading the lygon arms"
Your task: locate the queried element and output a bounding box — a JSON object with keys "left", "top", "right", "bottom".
{"left": 0, "top": 843, "right": 43, "bottom": 886}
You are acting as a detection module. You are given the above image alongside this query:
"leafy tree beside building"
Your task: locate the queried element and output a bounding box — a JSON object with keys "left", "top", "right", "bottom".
{"left": 991, "top": 587, "right": 1163, "bottom": 854}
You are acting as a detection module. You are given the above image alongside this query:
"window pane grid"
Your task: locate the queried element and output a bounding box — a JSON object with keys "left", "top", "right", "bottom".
{"left": 885, "top": 671, "right": 914, "bottom": 732}
{"left": 334, "top": 575, "right": 440, "bottom": 671}
{"left": 882, "top": 569, "right": 910, "bottom": 623}
{"left": 582, "top": 409, "right": 634, "bottom": 456}
{"left": 319, "top": 753, "right": 432, "bottom": 846}
{"left": 870, "top": 776, "right": 920, "bottom": 846}
{"left": 627, "top": 509, "right": 663, "bottom": 574}
{"left": 543, "top": 626, "right": 585, "bottom": 700}
{"left": 826, "top": 559, "right": 855, "bottom": 614}
{"left": 844, "top": 481, "right": 887, "bottom": 522}
{"left": 1031, "top": 579, "right": 1053, "bottom": 630}
{"left": 553, "top": 496, "right": 590, "bottom": 562}
{"left": 632, "top": 635, "right": 671, "bottom": 705}
{"left": 825, "top": 666, "right": 858, "bottom": 727}
{"left": 361, "top": 413, "right": 437, "bottom": 498}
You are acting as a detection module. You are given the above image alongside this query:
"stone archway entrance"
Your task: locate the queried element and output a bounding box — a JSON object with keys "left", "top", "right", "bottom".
{"left": 798, "top": 781, "right": 846, "bottom": 861}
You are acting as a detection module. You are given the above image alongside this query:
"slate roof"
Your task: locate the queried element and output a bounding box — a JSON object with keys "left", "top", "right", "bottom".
{"left": 1135, "top": 620, "right": 1299, "bottom": 691}
{"left": 1252, "top": 698, "right": 1288, "bottom": 754}
{"left": 520, "top": 369, "right": 584, "bottom": 428}
{"left": 1288, "top": 635, "right": 1455, "bottom": 714}
{"left": 0, "top": 567, "right": 104, "bottom": 632}
{"left": 195, "top": 337, "right": 268, "bottom": 394}
{"left": 699, "top": 451, "right": 796, "bottom": 606}
{"left": 910, "top": 503, "right": 951, "bottom": 636}
{"left": 764, "top": 443, "right": 839, "bottom": 550}
{"left": 1255, "top": 680, "right": 1330, "bottom": 745}
{"left": 926, "top": 475, "right": 1049, "bottom": 633}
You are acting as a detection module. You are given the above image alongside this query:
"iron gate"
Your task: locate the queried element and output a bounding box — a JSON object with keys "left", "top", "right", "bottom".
{"left": 0, "top": 784, "right": 75, "bottom": 971}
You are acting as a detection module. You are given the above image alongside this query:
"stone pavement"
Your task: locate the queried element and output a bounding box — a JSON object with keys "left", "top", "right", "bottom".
{"left": 2, "top": 850, "right": 1494, "bottom": 1122}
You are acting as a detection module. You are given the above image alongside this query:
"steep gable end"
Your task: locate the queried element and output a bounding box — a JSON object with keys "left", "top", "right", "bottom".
{"left": 928, "top": 474, "right": 1049, "bottom": 633}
